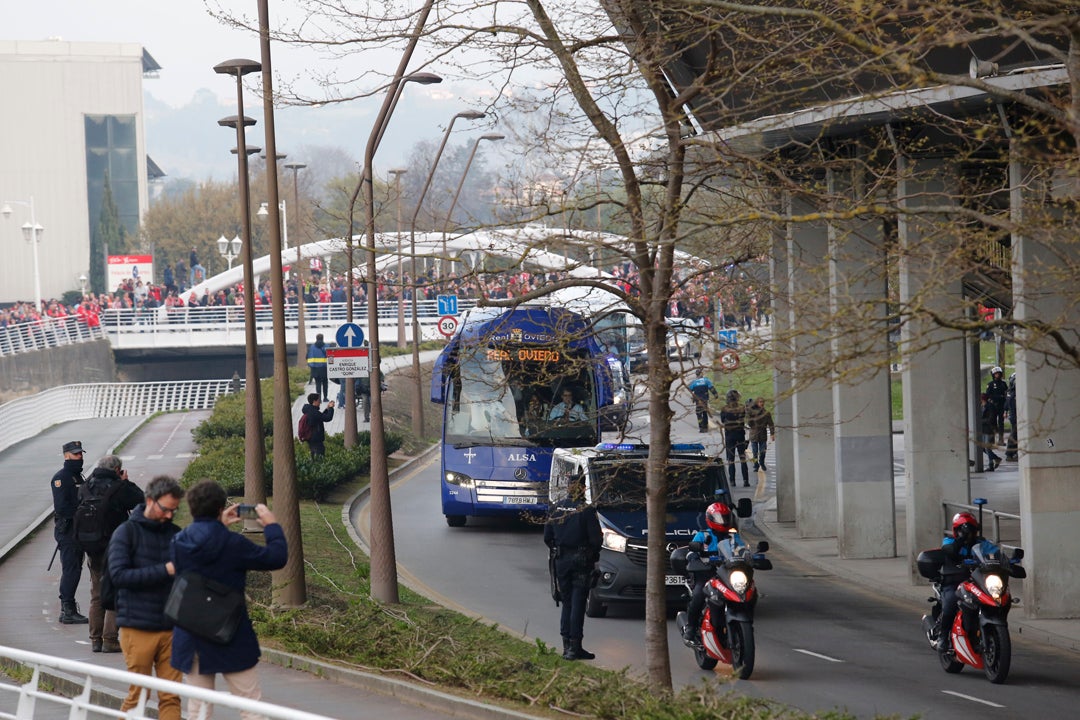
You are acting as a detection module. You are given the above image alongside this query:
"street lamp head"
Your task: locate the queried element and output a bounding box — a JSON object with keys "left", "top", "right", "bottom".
{"left": 0, "top": 204, "right": 11, "bottom": 219}
{"left": 219, "top": 115, "right": 257, "bottom": 129}
{"left": 481, "top": 134, "right": 505, "bottom": 142}
{"left": 217, "top": 234, "right": 230, "bottom": 256}
{"left": 261, "top": 152, "right": 287, "bottom": 162}
{"left": 284, "top": 162, "right": 306, "bottom": 171}
{"left": 389, "top": 168, "right": 407, "bottom": 176}
{"left": 456, "top": 110, "right": 486, "bottom": 121}
{"left": 257, "top": 202, "right": 269, "bottom": 218}
{"left": 213, "top": 59, "right": 262, "bottom": 77}
{"left": 21, "top": 222, "right": 43, "bottom": 242}
{"left": 404, "top": 72, "right": 442, "bottom": 85}
{"left": 230, "top": 235, "right": 242, "bottom": 256}
{"left": 232, "top": 146, "right": 262, "bottom": 156}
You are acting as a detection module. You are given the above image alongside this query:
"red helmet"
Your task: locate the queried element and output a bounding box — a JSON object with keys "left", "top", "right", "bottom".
{"left": 705, "top": 502, "right": 732, "bottom": 533}
{"left": 952, "top": 512, "right": 979, "bottom": 539}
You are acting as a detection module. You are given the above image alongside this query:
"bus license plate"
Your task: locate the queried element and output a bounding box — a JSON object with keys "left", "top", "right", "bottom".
{"left": 664, "top": 575, "right": 684, "bottom": 586}
{"left": 505, "top": 497, "right": 536, "bottom": 505}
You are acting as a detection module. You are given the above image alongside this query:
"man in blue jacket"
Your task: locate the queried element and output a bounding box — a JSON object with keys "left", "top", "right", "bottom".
{"left": 108, "top": 475, "right": 185, "bottom": 720}
{"left": 170, "top": 479, "right": 287, "bottom": 717}
{"left": 306, "top": 333, "right": 329, "bottom": 402}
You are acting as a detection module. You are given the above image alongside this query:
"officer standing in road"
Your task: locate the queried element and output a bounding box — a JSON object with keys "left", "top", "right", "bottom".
{"left": 543, "top": 474, "right": 602, "bottom": 661}
{"left": 51, "top": 440, "right": 89, "bottom": 624}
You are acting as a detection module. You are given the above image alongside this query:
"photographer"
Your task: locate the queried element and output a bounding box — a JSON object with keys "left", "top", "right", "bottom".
{"left": 300, "top": 393, "right": 335, "bottom": 459}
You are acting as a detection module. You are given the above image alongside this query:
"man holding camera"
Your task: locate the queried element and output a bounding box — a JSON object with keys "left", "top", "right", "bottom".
{"left": 300, "top": 393, "right": 335, "bottom": 458}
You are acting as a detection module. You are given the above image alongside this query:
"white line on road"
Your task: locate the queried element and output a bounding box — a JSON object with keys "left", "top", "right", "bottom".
{"left": 175, "top": 452, "right": 196, "bottom": 458}
{"left": 792, "top": 648, "right": 844, "bottom": 663}
{"left": 941, "top": 690, "right": 1005, "bottom": 708}
{"left": 146, "top": 454, "right": 164, "bottom": 460}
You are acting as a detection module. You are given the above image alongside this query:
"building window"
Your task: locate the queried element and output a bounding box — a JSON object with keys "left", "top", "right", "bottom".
{"left": 85, "top": 114, "right": 139, "bottom": 239}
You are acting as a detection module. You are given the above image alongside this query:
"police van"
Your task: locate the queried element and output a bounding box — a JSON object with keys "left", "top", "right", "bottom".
{"left": 549, "top": 442, "right": 748, "bottom": 618}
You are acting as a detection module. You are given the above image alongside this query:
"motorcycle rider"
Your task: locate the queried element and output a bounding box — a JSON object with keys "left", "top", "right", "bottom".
{"left": 935, "top": 511, "right": 1001, "bottom": 652}
{"left": 682, "top": 500, "right": 741, "bottom": 644}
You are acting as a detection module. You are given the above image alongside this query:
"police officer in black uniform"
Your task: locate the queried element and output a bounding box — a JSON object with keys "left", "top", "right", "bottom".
{"left": 51, "top": 440, "right": 89, "bottom": 624}
{"left": 543, "top": 475, "right": 602, "bottom": 661}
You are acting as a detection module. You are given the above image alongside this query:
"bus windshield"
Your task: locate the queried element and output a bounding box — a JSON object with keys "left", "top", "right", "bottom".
{"left": 445, "top": 344, "right": 599, "bottom": 447}
{"left": 590, "top": 461, "right": 722, "bottom": 511}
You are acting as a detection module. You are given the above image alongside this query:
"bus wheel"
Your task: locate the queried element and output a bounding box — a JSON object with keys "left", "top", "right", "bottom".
{"left": 445, "top": 515, "right": 467, "bottom": 528}
{"left": 585, "top": 589, "right": 607, "bottom": 618}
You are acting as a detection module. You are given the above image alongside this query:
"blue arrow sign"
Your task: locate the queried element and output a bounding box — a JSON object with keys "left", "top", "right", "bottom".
{"left": 336, "top": 323, "right": 365, "bottom": 348}
{"left": 437, "top": 294, "right": 459, "bottom": 316}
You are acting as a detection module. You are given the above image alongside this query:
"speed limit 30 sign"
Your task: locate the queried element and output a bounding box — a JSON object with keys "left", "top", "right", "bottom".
{"left": 718, "top": 349, "right": 740, "bottom": 372}
{"left": 438, "top": 315, "right": 460, "bottom": 337}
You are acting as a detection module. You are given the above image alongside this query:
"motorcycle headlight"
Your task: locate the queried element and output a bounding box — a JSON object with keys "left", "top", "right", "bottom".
{"left": 445, "top": 471, "right": 475, "bottom": 489}
{"left": 729, "top": 569, "right": 749, "bottom": 594}
{"left": 985, "top": 573, "right": 1004, "bottom": 599}
{"left": 601, "top": 527, "right": 627, "bottom": 553}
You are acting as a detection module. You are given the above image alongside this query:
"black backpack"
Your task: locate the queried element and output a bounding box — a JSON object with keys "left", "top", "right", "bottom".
{"left": 73, "top": 479, "right": 124, "bottom": 555}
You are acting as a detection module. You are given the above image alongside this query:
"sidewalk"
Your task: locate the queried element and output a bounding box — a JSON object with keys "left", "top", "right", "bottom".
{"left": 752, "top": 434, "right": 1080, "bottom": 655}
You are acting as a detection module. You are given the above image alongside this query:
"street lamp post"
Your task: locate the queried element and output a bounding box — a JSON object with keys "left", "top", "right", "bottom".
{"left": 257, "top": 201, "right": 288, "bottom": 253}
{"left": 284, "top": 162, "right": 307, "bottom": 368}
{"left": 1, "top": 197, "right": 43, "bottom": 310}
{"left": 389, "top": 168, "right": 407, "bottom": 348}
{"left": 217, "top": 233, "right": 242, "bottom": 270}
{"left": 407, "top": 110, "right": 486, "bottom": 438}
{"left": 441, "top": 134, "right": 504, "bottom": 277}
{"left": 214, "top": 57, "right": 267, "bottom": 515}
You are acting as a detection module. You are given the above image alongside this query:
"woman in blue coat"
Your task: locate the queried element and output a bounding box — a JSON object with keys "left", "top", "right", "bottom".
{"left": 170, "top": 479, "right": 287, "bottom": 719}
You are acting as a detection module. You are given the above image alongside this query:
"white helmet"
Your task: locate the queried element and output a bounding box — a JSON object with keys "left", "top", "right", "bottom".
{"left": 991, "top": 366, "right": 1003, "bottom": 375}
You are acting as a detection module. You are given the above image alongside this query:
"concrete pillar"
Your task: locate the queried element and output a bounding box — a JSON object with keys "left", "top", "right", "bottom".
{"left": 1011, "top": 149, "right": 1080, "bottom": 618}
{"left": 896, "top": 154, "right": 970, "bottom": 583}
{"left": 771, "top": 194, "right": 795, "bottom": 522}
{"left": 827, "top": 166, "right": 896, "bottom": 558}
{"left": 787, "top": 192, "right": 837, "bottom": 538}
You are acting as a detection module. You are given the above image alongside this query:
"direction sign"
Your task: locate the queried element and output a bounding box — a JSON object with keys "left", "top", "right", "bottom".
{"left": 335, "top": 323, "right": 365, "bottom": 348}
{"left": 437, "top": 294, "right": 459, "bottom": 316}
{"left": 437, "top": 315, "right": 460, "bottom": 337}
{"left": 717, "top": 329, "right": 738, "bottom": 349}
{"left": 326, "top": 348, "right": 370, "bottom": 379}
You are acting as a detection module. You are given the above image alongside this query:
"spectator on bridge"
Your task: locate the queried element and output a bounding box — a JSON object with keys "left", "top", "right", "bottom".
{"left": 301, "top": 394, "right": 335, "bottom": 459}
{"left": 51, "top": 440, "right": 89, "bottom": 626}
{"left": 306, "top": 334, "right": 329, "bottom": 401}
{"left": 174, "top": 260, "right": 187, "bottom": 292}
{"left": 162, "top": 263, "right": 175, "bottom": 295}
{"left": 189, "top": 246, "right": 205, "bottom": 288}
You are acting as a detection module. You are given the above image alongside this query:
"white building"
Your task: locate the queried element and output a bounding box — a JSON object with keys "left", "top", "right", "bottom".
{"left": 0, "top": 40, "right": 161, "bottom": 305}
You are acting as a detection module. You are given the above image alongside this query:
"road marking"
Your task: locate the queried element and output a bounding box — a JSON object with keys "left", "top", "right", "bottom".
{"left": 792, "top": 648, "right": 844, "bottom": 663}
{"left": 176, "top": 452, "right": 196, "bottom": 458}
{"left": 160, "top": 414, "right": 190, "bottom": 453}
{"left": 941, "top": 690, "right": 1005, "bottom": 708}
{"left": 146, "top": 454, "right": 164, "bottom": 460}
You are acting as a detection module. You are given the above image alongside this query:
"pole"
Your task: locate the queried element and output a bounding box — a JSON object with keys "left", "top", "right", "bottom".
{"left": 391, "top": 169, "right": 407, "bottom": 348}
{"left": 258, "top": 0, "right": 305, "bottom": 607}
{"left": 441, "top": 134, "right": 502, "bottom": 278}
{"left": 29, "top": 197, "right": 42, "bottom": 311}
{"left": 285, "top": 163, "right": 307, "bottom": 369}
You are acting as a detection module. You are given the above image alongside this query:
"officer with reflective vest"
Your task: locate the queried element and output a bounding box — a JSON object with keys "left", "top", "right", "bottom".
{"left": 306, "top": 333, "right": 329, "bottom": 402}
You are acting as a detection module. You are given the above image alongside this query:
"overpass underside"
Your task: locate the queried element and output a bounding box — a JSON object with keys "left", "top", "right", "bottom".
{"left": 616, "top": 3, "right": 1080, "bottom": 618}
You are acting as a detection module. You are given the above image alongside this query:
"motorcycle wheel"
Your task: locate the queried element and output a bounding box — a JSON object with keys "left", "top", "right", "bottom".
{"left": 694, "top": 640, "right": 718, "bottom": 670}
{"left": 981, "top": 625, "right": 1012, "bottom": 684}
{"left": 584, "top": 588, "right": 607, "bottom": 618}
{"left": 729, "top": 620, "right": 755, "bottom": 680}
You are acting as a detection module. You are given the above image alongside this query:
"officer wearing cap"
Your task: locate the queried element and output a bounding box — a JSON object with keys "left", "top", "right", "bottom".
{"left": 52, "top": 440, "right": 89, "bottom": 624}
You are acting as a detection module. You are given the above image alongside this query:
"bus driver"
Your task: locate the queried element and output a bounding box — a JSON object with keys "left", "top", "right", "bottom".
{"left": 549, "top": 389, "right": 586, "bottom": 425}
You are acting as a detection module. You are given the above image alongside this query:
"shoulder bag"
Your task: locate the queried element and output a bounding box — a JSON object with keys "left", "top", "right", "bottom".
{"left": 164, "top": 571, "right": 245, "bottom": 645}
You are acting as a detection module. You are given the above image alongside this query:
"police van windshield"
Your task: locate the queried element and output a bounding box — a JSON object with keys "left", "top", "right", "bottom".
{"left": 591, "top": 461, "right": 721, "bottom": 510}
{"left": 445, "top": 345, "right": 598, "bottom": 447}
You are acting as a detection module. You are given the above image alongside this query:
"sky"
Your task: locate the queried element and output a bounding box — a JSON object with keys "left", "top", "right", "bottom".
{"left": 14, "top": 0, "right": 500, "bottom": 180}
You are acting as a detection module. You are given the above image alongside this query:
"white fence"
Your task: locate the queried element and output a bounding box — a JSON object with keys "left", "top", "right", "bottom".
{"left": 0, "top": 381, "right": 235, "bottom": 455}
{"left": 0, "top": 316, "right": 105, "bottom": 357}
{"left": 0, "top": 645, "right": 336, "bottom": 720}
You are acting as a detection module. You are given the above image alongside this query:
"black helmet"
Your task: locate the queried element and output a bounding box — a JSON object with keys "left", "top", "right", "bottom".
{"left": 726, "top": 389, "right": 740, "bottom": 404}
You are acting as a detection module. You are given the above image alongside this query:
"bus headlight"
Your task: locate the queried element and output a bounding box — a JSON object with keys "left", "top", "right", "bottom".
{"left": 445, "top": 471, "right": 475, "bottom": 489}
{"left": 729, "top": 569, "right": 749, "bottom": 594}
{"left": 985, "top": 573, "right": 1004, "bottom": 599}
{"left": 601, "top": 527, "right": 627, "bottom": 553}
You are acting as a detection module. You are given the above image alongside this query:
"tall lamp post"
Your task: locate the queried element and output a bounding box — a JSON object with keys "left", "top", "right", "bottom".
{"left": 407, "top": 109, "right": 486, "bottom": 438}
{"left": 389, "top": 168, "right": 407, "bottom": 348}
{"left": 284, "top": 162, "right": 307, "bottom": 367}
{"left": 217, "top": 234, "right": 242, "bottom": 269}
{"left": 441, "top": 134, "right": 503, "bottom": 277}
{"left": 214, "top": 58, "right": 266, "bottom": 513}
{"left": 1, "top": 198, "right": 44, "bottom": 310}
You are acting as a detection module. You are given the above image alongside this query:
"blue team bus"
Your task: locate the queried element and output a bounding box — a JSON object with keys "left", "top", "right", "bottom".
{"left": 431, "top": 304, "right": 616, "bottom": 527}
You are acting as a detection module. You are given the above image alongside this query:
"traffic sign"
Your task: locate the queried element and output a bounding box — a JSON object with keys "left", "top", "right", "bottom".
{"left": 717, "top": 329, "right": 738, "bottom": 349}
{"left": 437, "top": 294, "right": 459, "bottom": 316}
{"left": 718, "top": 349, "right": 740, "bottom": 372}
{"left": 326, "top": 347, "right": 370, "bottom": 378}
{"left": 335, "top": 323, "right": 365, "bottom": 348}
{"left": 438, "top": 315, "right": 460, "bottom": 337}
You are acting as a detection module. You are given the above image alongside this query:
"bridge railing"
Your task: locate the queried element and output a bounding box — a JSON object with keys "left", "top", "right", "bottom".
{"left": 0, "top": 380, "right": 235, "bottom": 455}
{"left": 0, "top": 644, "right": 336, "bottom": 720}
{"left": 0, "top": 316, "right": 105, "bottom": 357}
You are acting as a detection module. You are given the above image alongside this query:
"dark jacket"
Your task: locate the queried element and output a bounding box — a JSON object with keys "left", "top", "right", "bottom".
{"left": 51, "top": 458, "right": 85, "bottom": 530}
{"left": 985, "top": 378, "right": 1007, "bottom": 410}
{"left": 746, "top": 405, "right": 775, "bottom": 443}
{"left": 306, "top": 340, "right": 328, "bottom": 371}
{"left": 301, "top": 403, "right": 334, "bottom": 443}
{"left": 169, "top": 517, "right": 287, "bottom": 675}
{"left": 720, "top": 403, "right": 747, "bottom": 440}
{"left": 81, "top": 468, "right": 145, "bottom": 556}
{"left": 980, "top": 402, "right": 998, "bottom": 436}
{"left": 108, "top": 504, "right": 180, "bottom": 631}
{"left": 544, "top": 497, "right": 602, "bottom": 556}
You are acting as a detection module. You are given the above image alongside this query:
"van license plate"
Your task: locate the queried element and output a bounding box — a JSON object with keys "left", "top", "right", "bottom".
{"left": 505, "top": 497, "right": 536, "bottom": 505}
{"left": 665, "top": 575, "right": 684, "bottom": 586}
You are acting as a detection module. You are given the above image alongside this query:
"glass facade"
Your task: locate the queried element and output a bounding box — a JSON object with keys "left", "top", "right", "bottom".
{"left": 85, "top": 115, "right": 140, "bottom": 239}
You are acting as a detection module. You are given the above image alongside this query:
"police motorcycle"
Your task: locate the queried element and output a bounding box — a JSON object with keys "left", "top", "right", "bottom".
{"left": 671, "top": 498, "right": 771, "bottom": 679}
{"left": 918, "top": 498, "right": 1025, "bottom": 684}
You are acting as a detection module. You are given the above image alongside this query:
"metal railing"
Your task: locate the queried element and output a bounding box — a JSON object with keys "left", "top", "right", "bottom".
{"left": 942, "top": 500, "right": 1021, "bottom": 546}
{"left": 0, "top": 316, "right": 105, "bottom": 357}
{"left": 0, "top": 380, "right": 236, "bottom": 455}
{"left": 0, "top": 645, "right": 336, "bottom": 720}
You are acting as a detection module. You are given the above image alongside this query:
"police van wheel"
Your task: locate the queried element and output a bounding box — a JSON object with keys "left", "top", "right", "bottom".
{"left": 585, "top": 589, "right": 607, "bottom": 618}
{"left": 445, "top": 515, "right": 466, "bottom": 528}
